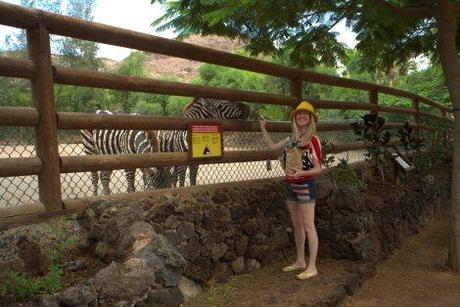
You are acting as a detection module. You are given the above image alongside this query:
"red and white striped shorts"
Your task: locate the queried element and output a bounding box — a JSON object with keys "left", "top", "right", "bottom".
{"left": 285, "top": 180, "right": 316, "bottom": 203}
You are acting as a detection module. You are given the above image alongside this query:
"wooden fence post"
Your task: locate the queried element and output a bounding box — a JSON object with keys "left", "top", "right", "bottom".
{"left": 27, "top": 26, "right": 62, "bottom": 212}
{"left": 289, "top": 75, "right": 302, "bottom": 106}
{"left": 369, "top": 88, "right": 379, "bottom": 115}
{"left": 412, "top": 97, "right": 421, "bottom": 145}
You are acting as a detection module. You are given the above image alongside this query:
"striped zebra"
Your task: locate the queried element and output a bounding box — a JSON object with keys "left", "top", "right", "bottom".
{"left": 80, "top": 110, "right": 168, "bottom": 195}
{"left": 158, "top": 98, "right": 250, "bottom": 187}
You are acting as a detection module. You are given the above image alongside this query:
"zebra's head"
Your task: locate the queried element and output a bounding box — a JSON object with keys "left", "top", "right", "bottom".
{"left": 142, "top": 167, "right": 172, "bottom": 190}
{"left": 184, "top": 98, "right": 250, "bottom": 120}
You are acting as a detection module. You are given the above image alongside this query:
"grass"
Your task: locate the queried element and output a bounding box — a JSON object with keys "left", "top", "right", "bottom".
{"left": 0, "top": 226, "right": 77, "bottom": 301}
{"left": 186, "top": 272, "right": 257, "bottom": 306}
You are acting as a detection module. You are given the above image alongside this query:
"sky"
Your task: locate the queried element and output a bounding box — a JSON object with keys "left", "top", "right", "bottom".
{"left": 0, "top": 0, "right": 357, "bottom": 61}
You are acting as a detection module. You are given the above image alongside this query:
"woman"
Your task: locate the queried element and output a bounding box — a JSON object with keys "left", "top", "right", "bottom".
{"left": 259, "top": 101, "right": 322, "bottom": 280}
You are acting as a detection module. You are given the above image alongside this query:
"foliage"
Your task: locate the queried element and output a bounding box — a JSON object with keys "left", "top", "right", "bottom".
{"left": 152, "top": 0, "right": 348, "bottom": 68}
{"left": 351, "top": 113, "right": 393, "bottom": 182}
{"left": 0, "top": 265, "right": 62, "bottom": 301}
{"left": 151, "top": 1, "right": 454, "bottom": 72}
{"left": 0, "top": 228, "right": 76, "bottom": 301}
{"left": 413, "top": 129, "right": 453, "bottom": 172}
{"left": 397, "top": 121, "right": 420, "bottom": 153}
{"left": 320, "top": 139, "right": 336, "bottom": 169}
{"left": 320, "top": 138, "right": 366, "bottom": 190}
{"left": 329, "top": 158, "right": 367, "bottom": 191}
{"left": 1, "top": 271, "right": 41, "bottom": 301}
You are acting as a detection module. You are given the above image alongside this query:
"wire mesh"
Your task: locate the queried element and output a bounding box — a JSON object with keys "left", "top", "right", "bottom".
{"left": 0, "top": 127, "right": 38, "bottom": 208}
{"left": 2, "top": 118, "right": 433, "bottom": 208}
{"left": 0, "top": 176, "right": 39, "bottom": 208}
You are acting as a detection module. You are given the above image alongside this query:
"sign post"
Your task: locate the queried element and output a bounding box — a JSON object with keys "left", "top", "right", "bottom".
{"left": 387, "top": 146, "right": 414, "bottom": 172}
{"left": 188, "top": 123, "right": 223, "bottom": 160}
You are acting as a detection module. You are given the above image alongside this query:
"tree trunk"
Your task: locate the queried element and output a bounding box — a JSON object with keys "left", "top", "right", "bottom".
{"left": 436, "top": 0, "right": 460, "bottom": 272}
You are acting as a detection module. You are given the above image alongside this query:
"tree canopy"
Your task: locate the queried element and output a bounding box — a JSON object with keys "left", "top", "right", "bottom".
{"left": 152, "top": 0, "right": 455, "bottom": 71}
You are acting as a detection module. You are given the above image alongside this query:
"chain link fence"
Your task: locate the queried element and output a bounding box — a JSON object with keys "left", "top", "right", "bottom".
{"left": 2, "top": 111, "right": 446, "bottom": 209}
{"left": 1, "top": 124, "right": 370, "bottom": 208}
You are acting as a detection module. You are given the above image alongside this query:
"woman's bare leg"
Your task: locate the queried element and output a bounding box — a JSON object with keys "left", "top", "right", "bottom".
{"left": 298, "top": 201, "right": 318, "bottom": 274}
{"left": 286, "top": 201, "right": 306, "bottom": 269}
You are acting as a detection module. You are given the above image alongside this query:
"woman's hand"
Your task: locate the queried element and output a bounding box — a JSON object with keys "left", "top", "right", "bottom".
{"left": 289, "top": 168, "right": 305, "bottom": 179}
{"left": 259, "top": 114, "right": 266, "bottom": 131}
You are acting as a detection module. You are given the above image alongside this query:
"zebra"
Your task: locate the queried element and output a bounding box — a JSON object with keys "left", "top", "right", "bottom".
{"left": 80, "top": 110, "right": 168, "bottom": 195}
{"left": 157, "top": 98, "right": 250, "bottom": 187}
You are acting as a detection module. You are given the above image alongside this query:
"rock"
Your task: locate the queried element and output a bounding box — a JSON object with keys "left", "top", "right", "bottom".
{"left": 246, "top": 244, "right": 269, "bottom": 260}
{"left": 178, "top": 237, "right": 201, "bottom": 261}
{"left": 138, "top": 288, "right": 184, "bottom": 307}
{"left": 210, "top": 243, "right": 228, "bottom": 261}
{"left": 242, "top": 219, "right": 258, "bottom": 236}
{"left": 127, "top": 221, "right": 156, "bottom": 253}
{"left": 178, "top": 276, "right": 203, "bottom": 303}
{"left": 92, "top": 261, "right": 156, "bottom": 301}
{"left": 65, "top": 260, "right": 86, "bottom": 272}
{"left": 231, "top": 257, "right": 245, "bottom": 274}
{"left": 211, "top": 192, "right": 230, "bottom": 204}
{"left": 210, "top": 262, "right": 232, "bottom": 283}
{"left": 245, "top": 258, "right": 260, "bottom": 273}
{"left": 94, "top": 242, "right": 115, "bottom": 262}
{"left": 149, "top": 235, "right": 186, "bottom": 268}
{"left": 270, "top": 228, "right": 290, "bottom": 250}
{"left": 164, "top": 215, "right": 180, "bottom": 229}
{"left": 206, "top": 230, "right": 225, "bottom": 243}
{"left": 183, "top": 256, "right": 215, "bottom": 283}
{"left": 252, "top": 233, "right": 267, "bottom": 244}
{"left": 316, "top": 178, "right": 335, "bottom": 201}
{"left": 88, "top": 200, "right": 113, "bottom": 217}
{"left": 423, "top": 174, "right": 435, "bottom": 185}
{"left": 205, "top": 206, "right": 231, "bottom": 225}
{"left": 39, "top": 295, "right": 59, "bottom": 307}
{"left": 136, "top": 235, "right": 186, "bottom": 287}
{"left": 156, "top": 265, "right": 183, "bottom": 287}
{"left": 343, "top": 272, "right": 360, "bottom": 295}
{"left": 59, "top": 284, "right": 97, "bottom": 307}
{"left": 234, "top": 235, "right": 249, "bottom": 256}
{"left": 176, "top": 222, "right": 196, "bottom": 240}
{"left": 350, "top": 233, "right": 375, "bottom": 261}
{"left": 222, "top": 249, "right": 238, "bottom": 262}
{"left": 331, "top": 185, "right": 365, "bottom": 212}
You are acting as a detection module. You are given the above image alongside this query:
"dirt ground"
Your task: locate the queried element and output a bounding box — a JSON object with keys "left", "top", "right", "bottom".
{"left": 186, "top": 211, "right": 460, "bottom": 307}
{"left": 186, "top": 258, "right": 361, "bottom": 307}
{"left": 340, "top": 211, "right": 460, "bottom": 307}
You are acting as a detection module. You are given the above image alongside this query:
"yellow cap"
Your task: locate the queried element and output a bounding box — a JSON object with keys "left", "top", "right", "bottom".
{"left": 290, "top": 101, "right": 318, "bottom": 121}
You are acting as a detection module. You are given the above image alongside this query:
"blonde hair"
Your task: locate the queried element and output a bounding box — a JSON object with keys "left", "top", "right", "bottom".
{"left": 291, "top": 112, "right": 317, "bottom": 146}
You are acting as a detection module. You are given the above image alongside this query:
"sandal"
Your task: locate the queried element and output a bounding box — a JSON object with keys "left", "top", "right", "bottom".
{"left": 296, "top": 271, "right": 318, "bottom": 280}
{"left": 282, "top": 264, "right": 306, "bottom": 272}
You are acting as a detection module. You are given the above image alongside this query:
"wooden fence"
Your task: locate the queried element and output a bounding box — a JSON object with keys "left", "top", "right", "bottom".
{"left": 0, "top": 1, "right": 452, "bottom": 227}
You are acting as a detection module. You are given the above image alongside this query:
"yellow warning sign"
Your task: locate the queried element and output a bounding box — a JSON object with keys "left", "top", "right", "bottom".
{"left": 189, "top": 124, "right": 223, "bottom": 159}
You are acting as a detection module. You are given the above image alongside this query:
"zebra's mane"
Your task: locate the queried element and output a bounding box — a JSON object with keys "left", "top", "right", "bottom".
{"left": 182, "top": 98, "right": 198, "bottom": 115}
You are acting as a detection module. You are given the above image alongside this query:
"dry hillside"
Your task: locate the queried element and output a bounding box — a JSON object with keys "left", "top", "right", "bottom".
{"left": 103, "top": 35, "right": 243, "bottom": 82}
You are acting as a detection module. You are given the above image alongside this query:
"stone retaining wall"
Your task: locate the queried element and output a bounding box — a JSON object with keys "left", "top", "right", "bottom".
{"left": 70, "top": 167, "right": 450, "bottom": 306}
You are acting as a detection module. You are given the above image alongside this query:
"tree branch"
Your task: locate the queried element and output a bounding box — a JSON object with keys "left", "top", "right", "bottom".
{"left": 367, "top": 0, "right": 434, "bottom": 18}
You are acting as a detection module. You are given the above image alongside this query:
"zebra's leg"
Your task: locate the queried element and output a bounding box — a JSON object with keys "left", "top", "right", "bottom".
{"left": 100, "top": 170, "right": 112, "bottom": 195}
{"left": 141, "top": 168, "right": 149, "bottom": 190}
{"left": 125, "top": 169, "right": 136, "bottom": 193}
{"left": 177, "top": 165, "right": 187, "bottom": 187}
{"left": 91, "top": 171, "right": 99, "bottom": 196}
{"left": 189, "top": 165, "right": 199, "bottom": 186}
{"left": 171, "top": 166, "right": 179, "bottom": 188}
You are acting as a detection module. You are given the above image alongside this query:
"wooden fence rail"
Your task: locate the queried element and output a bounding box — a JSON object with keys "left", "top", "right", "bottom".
{"left": 0, "top": 1, "right": 453, "bottom": 228}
